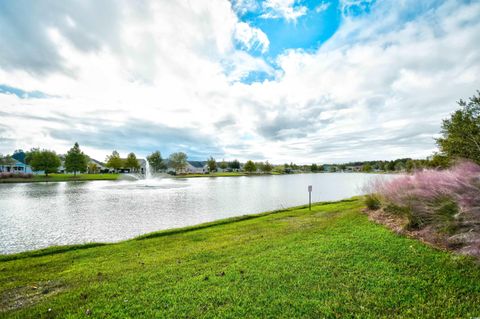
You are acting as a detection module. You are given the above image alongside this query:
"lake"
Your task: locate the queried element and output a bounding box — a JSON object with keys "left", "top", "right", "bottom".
{"left": 0, "top": 173, "right": 392, "bottom": 254}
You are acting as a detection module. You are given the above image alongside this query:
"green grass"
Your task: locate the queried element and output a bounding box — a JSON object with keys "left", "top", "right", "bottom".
{"left": 0, "top": 173, "right": 119, "bottom": 183}
{"left": 1, "top": 198, "right": 479, "bottom": 318}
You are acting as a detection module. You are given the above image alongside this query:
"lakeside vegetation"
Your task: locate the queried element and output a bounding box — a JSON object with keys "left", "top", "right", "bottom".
{"left": 363, "top": 91, "right": 480, "bottom": 259}
{"left": 1, "top": 198, "right": 479, "bottom": 317}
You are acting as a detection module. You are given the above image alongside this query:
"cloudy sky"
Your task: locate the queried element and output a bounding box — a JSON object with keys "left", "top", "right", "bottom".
{"left": 0, "top": 0, "right": 479, "bottom": 163}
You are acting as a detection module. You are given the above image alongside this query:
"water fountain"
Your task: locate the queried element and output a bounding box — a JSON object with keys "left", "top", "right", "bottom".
{"left": 145, "top": 160, "right": 153, "bottom": 180}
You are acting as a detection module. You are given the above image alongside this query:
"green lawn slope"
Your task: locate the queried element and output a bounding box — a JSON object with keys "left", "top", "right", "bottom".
{"left": 1, "top": 198, "right": 479, "bottom": 318}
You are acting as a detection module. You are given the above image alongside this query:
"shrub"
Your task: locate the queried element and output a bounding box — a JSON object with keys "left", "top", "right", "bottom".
{"left": 0, "top": 172, "right": 34, "bottom": 179}
{"left": 364, "top": 194, "right": 381, "bottom": 210}
{"left": 366, "top": 161, "right": 480, "bottom": 232}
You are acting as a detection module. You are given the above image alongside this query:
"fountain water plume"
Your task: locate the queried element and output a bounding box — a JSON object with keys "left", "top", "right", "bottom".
{"left": 145, "top": 160, "right": 153, "bottom": 180}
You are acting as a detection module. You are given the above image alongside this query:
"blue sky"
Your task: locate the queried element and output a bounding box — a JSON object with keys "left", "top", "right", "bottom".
{"left": 0, "top": 0, "right": 479, "bottom": 163}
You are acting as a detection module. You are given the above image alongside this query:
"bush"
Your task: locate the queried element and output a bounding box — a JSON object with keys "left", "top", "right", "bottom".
{"left": 364, "top": 194, "right": 381, "bottom": 210}
{"left": 0, "top": 172, "right": 34, "bottom": 179}
{"left": 366, "top": 161, "right": 480, "bottom": 232}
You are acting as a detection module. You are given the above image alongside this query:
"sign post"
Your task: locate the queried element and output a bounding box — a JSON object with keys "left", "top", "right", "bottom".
{"left": 308, "top": 185, "right": 312, "bottom": 211}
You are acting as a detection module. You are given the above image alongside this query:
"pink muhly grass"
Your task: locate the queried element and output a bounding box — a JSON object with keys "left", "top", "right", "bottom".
{"left": 365, "top": 161, "right": 480, "bottom": 231}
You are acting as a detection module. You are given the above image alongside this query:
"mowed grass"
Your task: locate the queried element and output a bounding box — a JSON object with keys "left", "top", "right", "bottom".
{"left": 0, "top": 174, "right": 119, "bottom": 183}
{"left": 1, "top": 198, "right": 479, "bottom": 318}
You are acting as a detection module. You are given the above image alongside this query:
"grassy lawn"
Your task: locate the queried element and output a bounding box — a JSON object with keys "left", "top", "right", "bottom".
{"left": 0, "top": 174, "right": 119, "bottom": 183}
{"left": 1, "top": 198, "right": 479, "bottom": 318}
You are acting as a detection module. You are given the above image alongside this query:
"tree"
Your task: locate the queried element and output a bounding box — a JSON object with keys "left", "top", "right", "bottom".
{"left": 0, "top": 154, "right": 16, "bottom": 169}
{"left": 428, "top": 153, "right": 450, "bottom": 169}
{"left": 206, "top": 156, "right": 217, "bottom": 173}
{"left": 12, "top": 149, "right": 26, "bottom": 163}
{"left": 29, "top": 150, "right": 61, "bottom": 177}
{"left": 105, "top": 151, "right": 123, "bottom": 172}
{"left": 125, "top": 152, "right": 140, "bottom": 172}
{"left": 406, "top": 159, "right": 414, "bottom": 172}
{"left": 362, "top": 164, "right": 372, "bottom": 172}
{"left": 261, "top": 161, "right": 273, "bottom": 173}
{"left": 25, "top": 148, "right": 40, "bottom": 165}
{"left": 436, "top": 91, "right": 480, "bottom": 164}
{"left": 229, "top": 159, "right": 240, "bottom": 170}
{"left": 243, "top": 160, "right": 256, "bottom": 173}
{"left": 169, "top": 152, "right": 188, "bottom": 173}
{"left": 147, "top": 151, "right": 166, "bottom": 172}
{"left": 386, "top": 161, "right": 395, "bottom": 171}
{"left": 394, "top": 161, "right": 405, "bottom": 171}
{"left": 64, "top": 142, "right": 88, "bottom": 177}
{"left": 311, "top": 163, "right": 319, "bottom": 172}
{"left": 219, "top": 159, "right": 228, "bottom": 170}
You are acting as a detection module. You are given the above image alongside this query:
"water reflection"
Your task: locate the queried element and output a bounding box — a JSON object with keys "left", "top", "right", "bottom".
{"left": 0, "top": 173, "right": 394, "bottom": 254}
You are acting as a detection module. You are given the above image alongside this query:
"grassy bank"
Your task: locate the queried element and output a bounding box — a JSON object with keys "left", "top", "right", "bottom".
{"left": 1, "top": 198, "right": 479, "bottom": 318}
{"left": 0, "top": 173, "right": 119, "bottom": 183}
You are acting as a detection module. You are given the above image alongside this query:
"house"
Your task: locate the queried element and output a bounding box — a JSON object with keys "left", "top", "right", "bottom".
{"left": 117, "top": 158, "right": 146, "bottom": 174}
{"left": 186, "top": 161, "right": 206, "bottom": 174}
{"left": 88, "top": 158, "right": 109, "bottom": 173}
{"left": 346, "top": 165, "right": 362, "bottom": 172}
{"left": 322, "top": 164, "right": 338, "bottom": 172}
{"left": 0, "top": 158, "right": 33, "bottom": 173}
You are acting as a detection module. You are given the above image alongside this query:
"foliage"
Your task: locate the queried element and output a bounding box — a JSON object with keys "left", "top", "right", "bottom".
{"left": 437, "top": 90, "right": 480, "bottom": 164}
{"left": 261, "top": 160, "right": 273, "bottom": 173}
{"left": 367, "top": 161, "right": 480, "bottom": 233}
{"left": 24, "top": 148, "right": 40, "bottom": 165}
{"left": 0, "top": 154, "right": 16, "bottom": 166}
{"left": 12, "top": 149, "right": 26, "bottom": 163}
{"left": 146, "top": 151, "right": 166, "bottom": 172}
{"left": 228, "top": 159, "right": 240, "bottom": 170}
{"left": 362, "top": 164, "right": 372, "bottom": 172}
{"left": 243, "top": 160, "right": 256, "bottom": 173}
{"left": 169, "top": 152, "right": 188, "bottom": 173}
{"left": 219, "top": 159, "right": 228, "bottom": 170}
{"left": 64, "top": 142, "right": 89, "bottom": 176}
{"left": 428, "top": 153, "right": 450, "bottom": 169}
{"left": 2, "top": 199, "right": 480, "bottom": 318}
{"left": 406, "top": 159, "right": 414, "bottom": 172}
{"left": 125, "top": 152, "right": 140, "bottom": 172}
{"left": 105, "top": 151, "right": 123, "bottom": 172}
{"left": 311, "top": 163, "right": 319, "bottom": 172}
{"left": 0, "top": 172, "right": 33, "bottom": 179}
{"left": 28, "top": 149, "right": 61, "bottom": 177}
{"left": 87, "top": 162, "right": 98, "bottom": 174}
{"left": 206, "top": 156, "right": 217, "bottom": 172}
{"left": 364, "top": 194, "right": 381, "bottom": 210}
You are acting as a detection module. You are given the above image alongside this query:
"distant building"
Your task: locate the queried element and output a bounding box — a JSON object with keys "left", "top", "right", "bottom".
{"left": 0, "top": 158, "right": 33, "bottom": 173}
{"left": 346, "top": 165, "right": 362, "bottom": 172}
{"left": 117, "top": 158, "right": 146, "bottom": 174}
{"left": 186, "top": 161, "right": 206, "bottom": 173}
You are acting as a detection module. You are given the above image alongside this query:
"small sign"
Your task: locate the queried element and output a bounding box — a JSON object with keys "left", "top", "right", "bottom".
{"left": 308, "top": 185, "right": 312, "bottom": 192}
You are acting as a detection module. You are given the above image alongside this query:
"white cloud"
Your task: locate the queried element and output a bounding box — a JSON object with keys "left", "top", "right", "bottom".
{"left": 0, "top": 0, "right": 479, "bottom": 164}
{"left": 315, "top": 2, "right": 331, "bottom": 13}
{"left": 260, "top": 0, "right": 308, "bottom": 22}
{"left": 234, "top": 22, "right": 270, "bottom": 53}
